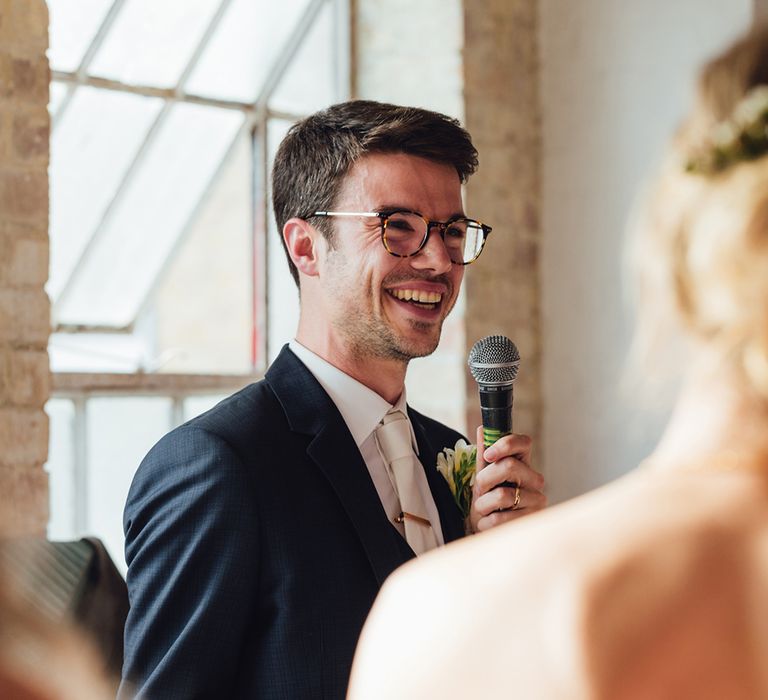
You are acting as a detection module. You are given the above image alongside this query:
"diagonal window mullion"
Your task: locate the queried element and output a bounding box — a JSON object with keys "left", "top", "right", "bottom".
{"left": 50, "top": 0, "right": 348, "bottom": 347}
{"left": 254, "top": 0, "right": 329, "bottom": 110}
{"left": 53, "top": 0, "right": 129, "bottom": 129}
{"left": 332, "top": 0, "right": 352, "bottom": 100}
{"left": 128, "top": 118, "right": 252, "bottom": 331}
{"left": 69, "top": 0, "right": 330, "bottom": 334}
{"left": 53, "top": 0, "right": 234, "bottom": 126}
{"left": 175, "top": 0, "right": 236, "bottom": 95}
{"left": 52, "top": 0, "right": 242, "bottom": 328}
{"left": 52, "top": 100, "right": 173, "bottom": 325}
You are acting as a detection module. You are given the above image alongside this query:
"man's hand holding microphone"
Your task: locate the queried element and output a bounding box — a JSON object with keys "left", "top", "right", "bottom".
{"left": 466, "top": 335, "right": 547, "bottom": 533}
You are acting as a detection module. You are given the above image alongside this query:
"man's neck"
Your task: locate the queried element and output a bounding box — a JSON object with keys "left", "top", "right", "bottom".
{"left": 294, "top": 335, "right": 407, "bottom": 405}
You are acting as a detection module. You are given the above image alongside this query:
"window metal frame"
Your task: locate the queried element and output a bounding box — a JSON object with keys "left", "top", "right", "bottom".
{"left": 47, "top": 0, "right": 351, "bottom": 540}
{"left": 50, "top": 0, "right": 350, "bottom": 360}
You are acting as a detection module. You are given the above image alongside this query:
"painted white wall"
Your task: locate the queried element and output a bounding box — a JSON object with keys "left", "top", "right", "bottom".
{"left": 540, "top": 0, "right": 753, "bottom": 503}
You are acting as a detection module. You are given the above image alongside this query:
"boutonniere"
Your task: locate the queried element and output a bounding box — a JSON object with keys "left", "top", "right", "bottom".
{"left": 436, "top": 439, "right": 477, "bottom": 519}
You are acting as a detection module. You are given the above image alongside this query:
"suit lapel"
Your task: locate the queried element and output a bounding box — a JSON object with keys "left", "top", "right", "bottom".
{"left": 266, "top": 347, "right": 409, "bottom": 586}
{"left": 306, "top": 421, "right": 411, "bottom": 584}
{"left": 409, "top": 408, "right": 466, "bottom": 544}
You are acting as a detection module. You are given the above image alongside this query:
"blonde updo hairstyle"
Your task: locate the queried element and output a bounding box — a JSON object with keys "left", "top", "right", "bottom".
{"left": 634, "top": 26, "right": 768, "bottom": 398}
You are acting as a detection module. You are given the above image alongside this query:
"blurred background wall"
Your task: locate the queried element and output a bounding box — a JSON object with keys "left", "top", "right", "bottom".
{"left": 0, "top": 0, "right": 760, "bottom": 549}
{"left": 539, "top": 0, "right": 753, "bottom": 501}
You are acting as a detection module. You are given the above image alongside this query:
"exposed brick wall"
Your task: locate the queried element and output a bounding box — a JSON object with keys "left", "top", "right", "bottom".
{"left": 0, "top": 0, "right": 50, "bottom": 535}
{"left": 463, "top": 0, "right": 542, "bottom": 459}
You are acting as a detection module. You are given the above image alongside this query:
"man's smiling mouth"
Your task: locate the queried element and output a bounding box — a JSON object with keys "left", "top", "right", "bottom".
{"left": 386, "top": 288, "right": 443, "bottom": 310}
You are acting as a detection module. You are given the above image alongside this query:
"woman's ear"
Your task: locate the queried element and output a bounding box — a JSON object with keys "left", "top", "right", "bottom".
{"left": 283, "top": 217, "right": 322, "bottom": 278}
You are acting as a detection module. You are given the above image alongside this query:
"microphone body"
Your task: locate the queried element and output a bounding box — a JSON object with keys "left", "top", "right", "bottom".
{"left": 478, "top": 384, "right": 513, "bottom": 448}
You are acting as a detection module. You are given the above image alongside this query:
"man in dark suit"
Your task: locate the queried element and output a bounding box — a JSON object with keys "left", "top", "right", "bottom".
{"left": 120, "top": 100, "right": 546, "bottom": 699}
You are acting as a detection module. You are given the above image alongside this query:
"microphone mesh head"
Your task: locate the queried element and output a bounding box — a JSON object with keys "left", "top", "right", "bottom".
{"left": 468, "top": 335, "right": 520, "bottom": 386}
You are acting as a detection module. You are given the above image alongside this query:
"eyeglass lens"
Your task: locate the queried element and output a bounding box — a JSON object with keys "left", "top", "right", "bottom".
{"left": 383, "top": 212, "right": 484, "bottom": 264}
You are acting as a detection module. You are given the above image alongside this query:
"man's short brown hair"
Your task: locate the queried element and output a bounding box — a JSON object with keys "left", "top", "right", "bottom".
{"left": 271, "top": 99, "right": 479, "bottom": 286}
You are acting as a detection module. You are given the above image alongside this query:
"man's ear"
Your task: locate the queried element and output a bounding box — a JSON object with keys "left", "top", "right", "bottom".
{"left": 283, "top": 217, "right": 322, "bottom": 277}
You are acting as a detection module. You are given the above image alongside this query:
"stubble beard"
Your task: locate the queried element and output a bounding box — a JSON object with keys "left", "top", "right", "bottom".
{"left": 335, "top": 281, "right": 457, "bottom": 364}
{"left": 337, "top": 312, "right": 445, "bottom": 364}
{"left": 325, "top": 250, "right": 455, "bottom": 364}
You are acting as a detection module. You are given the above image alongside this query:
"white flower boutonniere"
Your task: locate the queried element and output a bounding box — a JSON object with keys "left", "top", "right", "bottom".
{"left": 436, "top": 439, "right": 477, "bottom": 519}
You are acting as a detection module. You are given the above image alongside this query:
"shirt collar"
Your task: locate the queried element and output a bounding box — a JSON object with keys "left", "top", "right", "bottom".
{"left": 289, "top": 340, "right": 418, "bottom": 452}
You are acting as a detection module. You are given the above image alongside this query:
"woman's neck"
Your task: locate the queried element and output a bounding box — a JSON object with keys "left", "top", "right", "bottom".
{"left": 651, "top": 358, "right": 768, "bottom": 470}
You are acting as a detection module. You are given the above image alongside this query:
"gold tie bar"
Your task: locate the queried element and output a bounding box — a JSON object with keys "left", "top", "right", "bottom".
{"left": 394, "top": 512, "right": 432, "bottom": 528}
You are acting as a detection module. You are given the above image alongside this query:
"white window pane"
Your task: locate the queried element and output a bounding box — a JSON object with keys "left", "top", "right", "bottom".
{"left": 185, "top": 0, "right": 312, "bottom": 103}
{"left": 267, "top": 213, "right": 299, "bottom": 363}
{"left": 56, "top": 103, "right": 245, "bottom": 328}
{"left": 49, "top": 87, "right": 164, "bottom": 301}
{"left": 48, "top": 0, "right": 113, "bottom": 72}
{"left": 45, "top": 399, "right": 76, "bottom": 540}
{"left": 48, "top": 81, "right": 70, "bottom": 116}
{"left": 49, "top": 333, "right": 149, "bottom": 373}
{"left": 148, "top": 134, "right": 252, "bottom": 374}
{"left": 269, "top": 0, "right": 337, "bottom": 114}
{"left": 184, "top": 394, "right": 228, "bottom": 421}
{"left": 87, "top": 397, "right": 173, "bottom": 572}
{"left": 267, "top": 119, "right": 300, "bottom": 363}
{"left": 89, "top": 0, "right": 222, "bottom": 88}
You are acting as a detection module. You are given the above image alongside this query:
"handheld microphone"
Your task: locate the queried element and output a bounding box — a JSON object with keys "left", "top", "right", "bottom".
{"left": 468, "top": 335, "right": 520, "bottom": 448}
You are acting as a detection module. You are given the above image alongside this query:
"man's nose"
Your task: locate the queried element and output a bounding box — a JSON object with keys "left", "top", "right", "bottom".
{"left": 410, "top": 224, "right": 453, "bottom": 273}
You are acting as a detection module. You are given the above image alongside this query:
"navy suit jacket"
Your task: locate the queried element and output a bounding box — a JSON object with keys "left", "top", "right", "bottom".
{"left": 120, "top": 346, "right": 466, "bottom": 699}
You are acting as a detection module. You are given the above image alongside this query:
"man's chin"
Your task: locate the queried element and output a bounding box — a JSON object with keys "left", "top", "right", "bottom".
{"left": 395, "top": 323, "right": 443, "bottom": 359}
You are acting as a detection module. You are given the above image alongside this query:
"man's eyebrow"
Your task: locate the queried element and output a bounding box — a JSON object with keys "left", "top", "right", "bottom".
{"left": 373, "top": 203, "right": 409, "bottom": 213}
{"left": 374, "top": 204, "right": 467, "bottom": 219}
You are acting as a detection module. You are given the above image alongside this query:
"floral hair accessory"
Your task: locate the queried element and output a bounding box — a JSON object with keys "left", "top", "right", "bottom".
{"left": 686, "top": 85, "right": 768, "bottom": 175}
{"left": 436, "top": 439, "right": 477, "bottom": 519}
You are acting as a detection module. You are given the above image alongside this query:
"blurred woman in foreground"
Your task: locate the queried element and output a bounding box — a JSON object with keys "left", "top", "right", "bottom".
{"left": 0, "top": 575, "right": 110, "bottom": 700}
{"left": 348, "top": 26, "right": 768, "bottom": 700}
{"left": 0, "top": 509, "right": 111, "bottom": 699}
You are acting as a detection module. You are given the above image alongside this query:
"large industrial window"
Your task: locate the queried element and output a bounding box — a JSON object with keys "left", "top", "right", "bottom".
{"left": 45, "top": 0, "right": 350, "bottom": 567}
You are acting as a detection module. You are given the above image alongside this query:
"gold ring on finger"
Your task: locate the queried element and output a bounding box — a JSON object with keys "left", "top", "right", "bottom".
{"left": 512, "top": 484, "right": 522, "bottom": 510}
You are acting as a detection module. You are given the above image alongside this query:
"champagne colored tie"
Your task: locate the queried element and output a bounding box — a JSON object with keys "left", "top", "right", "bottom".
{"left": 375, "top": 410, "right": 439, "bottom": 555}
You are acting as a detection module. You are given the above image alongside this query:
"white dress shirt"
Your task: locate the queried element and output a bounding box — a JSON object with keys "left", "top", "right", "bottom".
{"left": 289, "top": 340, "right": 444, "bottom": 546}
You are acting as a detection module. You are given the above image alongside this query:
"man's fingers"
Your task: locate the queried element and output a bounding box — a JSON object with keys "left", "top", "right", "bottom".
{"left": 468, "top": 430, "right": 545, "bottom": 535}
{"left": 475, "top": 458, "right": 545, "bottom": 495}
{"left": 474, "top": 487, "right": 548, "bottom": 532}
{"left": 473, "top": 483, "right": 547, "bottom": 516}
{"left": 474, "top": 506, "right": 544, "bottom": 532}
{"left": 483, "top": 433, "right": 533, "bottom": 465}
{"left": 475, "top": 425, "right": 487, "bottom": 472}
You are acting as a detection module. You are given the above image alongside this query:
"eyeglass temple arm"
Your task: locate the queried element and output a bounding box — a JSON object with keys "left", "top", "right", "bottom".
{"left": 312, "top": 211, "right": 384, "bottom": 218}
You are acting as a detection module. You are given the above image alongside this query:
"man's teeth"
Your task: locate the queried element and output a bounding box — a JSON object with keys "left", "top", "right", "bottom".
{"left": 390, "top": 289, "right": 442, "bottom": 304}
